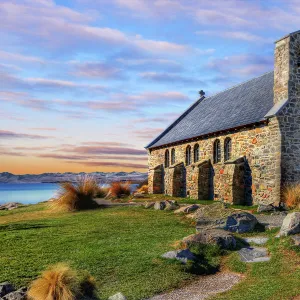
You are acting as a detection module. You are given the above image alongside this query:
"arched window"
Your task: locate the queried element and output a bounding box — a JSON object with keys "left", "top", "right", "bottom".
{"left": 224, "top": 138, "right": 232, "bottom": 161}
{"left": 213, "top": 139, "right": 221, "bottom": 163}
{"left": 186, "top": 145, "right": 192, "bottom": 166}
{"left": 165, "top": 149, "right": 170, "bottom": 168}
{"left": 194, "top": 144, "right": 200, "bottom": 163}
{"left": 171, "top": 148, "right": 176, "bottom": 165}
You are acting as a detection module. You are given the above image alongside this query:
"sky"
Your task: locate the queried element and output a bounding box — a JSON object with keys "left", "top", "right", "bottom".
{"left": 0, "top": 0, "right": 300, "bottom": 174}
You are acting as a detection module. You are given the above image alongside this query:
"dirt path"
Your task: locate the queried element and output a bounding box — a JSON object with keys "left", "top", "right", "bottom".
{"left": 149, "top": 272, "right": 242, "bottom": 300}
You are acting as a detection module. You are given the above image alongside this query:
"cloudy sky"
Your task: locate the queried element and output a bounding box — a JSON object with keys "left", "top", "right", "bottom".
{"left": 0, "top": 0, "right": 299, "bottom": 174}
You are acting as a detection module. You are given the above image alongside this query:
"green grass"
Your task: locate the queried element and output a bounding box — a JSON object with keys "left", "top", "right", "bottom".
{"left": 1, "top": 203, "right": 299, "bottom": 300}
{"left": 0, "top": 204, "right": 195, "bottom": 300}
{"left": 214, "top": 231, "right": 300, "bottom": 300}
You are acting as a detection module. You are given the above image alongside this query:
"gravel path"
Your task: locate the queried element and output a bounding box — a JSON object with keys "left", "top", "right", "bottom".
{"left": 148, "top": 272, "right": 242, "bottom": 300}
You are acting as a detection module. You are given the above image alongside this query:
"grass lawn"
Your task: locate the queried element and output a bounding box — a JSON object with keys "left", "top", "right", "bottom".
{"left": 213, "top": 230, "right": 300, "bottom": 300}
{"left": 0, "top": 204, "right": 195, "bottom": 300}
{"left": 1, "top": 202, "right": 299, "bottom": 300}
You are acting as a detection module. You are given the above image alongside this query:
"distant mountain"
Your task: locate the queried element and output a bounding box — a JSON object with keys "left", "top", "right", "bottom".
{"left": 0, "top": 172, "right": 148, "bottom": 184}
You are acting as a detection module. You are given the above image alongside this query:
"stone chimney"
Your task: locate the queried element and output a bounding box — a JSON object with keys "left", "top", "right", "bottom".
{"left": 274, "top": 30, "right": 300, "bottom": 105}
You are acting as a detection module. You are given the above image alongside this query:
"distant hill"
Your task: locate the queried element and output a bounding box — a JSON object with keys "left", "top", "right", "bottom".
{"left": 0, "top": 172, "right": 148, "bottom": 184}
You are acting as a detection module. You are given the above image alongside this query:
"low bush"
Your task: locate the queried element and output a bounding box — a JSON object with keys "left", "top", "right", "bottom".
{"left": 282, "top": 183, "right": 300, "bottom": 209}
{"left": 51, "top": 176, "right": 99, "bottom": 211}
{"left": 185, "top": 244, "right": 222, "bottom": 275}
{"left": 27, "top": 263, "right": 97, "bottom": 300}
{"left": 107, "top": 182, "right": 131, "bottom": 199}
{"left": 137, "top": 184, "right": 148, "bottom": 194}
{"left": 95, "top": 186, "right": 109, "bottom": 198}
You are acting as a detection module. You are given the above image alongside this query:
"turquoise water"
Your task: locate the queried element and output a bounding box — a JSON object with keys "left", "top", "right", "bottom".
{"left": 0, "top": 183, "right": 140, "bottom": 205}
{"left": 0, "top": 183, "right": 58, "bottom": 205}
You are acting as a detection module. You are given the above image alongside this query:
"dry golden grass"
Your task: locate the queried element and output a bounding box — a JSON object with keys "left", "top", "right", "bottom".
{"left": 282, "top": 183, "right": 300, "bottom": 209}
{"left": 107, "top": 182, "right": 131, "bottom": 199}
{"left": 27, "top": 263, "right": 97, "bottom": 300}
{"left": 27, "top": 263, "right": 79, "bottom": 300}
{"left": 137, "top": 184, "right": 148, "bottom": 194}
{"left": 51, "top": 176, "right": 99, "bottom": 212}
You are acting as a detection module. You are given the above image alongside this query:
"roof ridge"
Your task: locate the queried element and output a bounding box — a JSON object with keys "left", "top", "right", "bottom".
{"left": 204, "top": 70, "right": 274, "bottom": 101}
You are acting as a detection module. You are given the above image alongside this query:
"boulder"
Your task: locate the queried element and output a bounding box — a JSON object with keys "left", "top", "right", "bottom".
{"left": 161, "top": 249, "right": 196, "bottom": 264}
{"left": 0, "top": 283, "right": 14, "bottom": 297}
{"left": 0, "top": 203, "right": 19, "bottom": 211}
{"left": 257, "top": 204, "right": 276, "bottom": 213}
{"left": 144, "top": 202, "right": 155, "bottom": 209}
{"left": 154, "top": 201, "right": 166, "bottom": 210}
{"left": 219, "top": 212, "right": 258, "bottom": 233}
{"left": 133, "top": 193, "right": 146, "bottom": 199}
{"left": 108, "top": 292, "right": 127, "bottom": 300}
{"left": 279, "top": 212, "right": 300, "bottom": 236}
{"left": 165, "top": 200, "right": 179, "bottom": 211}
{"left": 2, "top": 287, "right": 27, "bottom": 300}
{"left": 243, "top": 237, "right": 269, "bottom": 245}
{"left": 238, "top": 247, "right": 270, "bottom": 263}
{"left": 291, "top": 235, "right": 300, "bottom": 246}
{"left": 174, "top": 204, "right": 199, "bottom": 214}
{"left": 182, "top": 229, "right": 236, "bottom": 249}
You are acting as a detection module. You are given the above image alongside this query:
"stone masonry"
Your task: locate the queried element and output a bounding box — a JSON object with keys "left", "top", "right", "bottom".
{"left": 147, "top": 31, "right": 300, "bottom": 205}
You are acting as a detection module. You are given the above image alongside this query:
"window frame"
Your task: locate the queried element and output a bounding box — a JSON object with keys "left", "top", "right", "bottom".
{"left": 186, "top": 145, "right": 192, "bottom": 166}
{"left": 171, "top": 148, "right": 176, "bottom": 165}
{"left": 224, "top": 137, "right": 232, "bottom": 161}
{"left": 194, "top": 144, "right": 200, "bottom": 163}
{"left": 213, "top": 139, "right": 221, "bottom": 164}
{"left": 165, "top": 149, "right": 170, "bottom": 168}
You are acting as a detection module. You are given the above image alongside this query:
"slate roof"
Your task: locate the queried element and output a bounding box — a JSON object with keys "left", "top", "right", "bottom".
{"left": 146, "top": 71, "right": 275, "bottom": 149}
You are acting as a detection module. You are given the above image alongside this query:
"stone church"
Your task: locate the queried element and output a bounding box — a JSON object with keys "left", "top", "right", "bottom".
{"left": 145, "top": 30, "right": 300, "bottom": 205}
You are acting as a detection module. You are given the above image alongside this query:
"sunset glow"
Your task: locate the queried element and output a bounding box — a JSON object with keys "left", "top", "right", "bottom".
{"left": 1, "top": 0, "right": 300, "bottom": 174}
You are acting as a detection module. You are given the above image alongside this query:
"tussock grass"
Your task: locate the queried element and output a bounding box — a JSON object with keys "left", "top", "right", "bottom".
{"left": 137, "top": 185, "right": 148, "bottom": 194}
{"left": 28, "top": 263, "right": 96, "bottom": 300}
{"left": 283, "top": 183, "right": 300, "bottom": 209}
{"left": 27, "top": 263, "right": 78, "bottom": 300}
{"left": 51, "top": 176, "right": 99, "bottom": 212}
{"left": 107, "top": 182, "right": 131, "bottom": 199}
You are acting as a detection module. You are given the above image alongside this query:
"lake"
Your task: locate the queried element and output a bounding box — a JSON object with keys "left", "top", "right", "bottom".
{"left": 0, "top": 183, "right": 59, "bottom": 205}
{"left": 0, "top": 183, "right": 140, "bottom": 205}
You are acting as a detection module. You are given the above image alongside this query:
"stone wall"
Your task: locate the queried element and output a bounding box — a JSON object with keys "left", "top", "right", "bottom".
{"left": 148, "top": 120, "right": 281, "bottom": 205}
{"left": 275, "top": 31, "right": 300, "bottom": 184}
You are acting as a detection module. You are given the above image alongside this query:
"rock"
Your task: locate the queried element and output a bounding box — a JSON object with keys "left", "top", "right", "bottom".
{"left": 0, "top": 283, "right": 14, "bottom": 297}
{"left": 238, "top": 247, "right": 270, "bottom": 263}
{"left": 182, "top": 229, "right": 236, "bottom": 249}
{"left": 165, "top": 200, "right": 179, "bottom": 211}
{"left": 279, "top": 212, "right": 300, "bottom": 236}
{"left": 0, "top": 203, "right": 19, "bottom": 211}
{"left": 220, "top": 212, "right": 258, "bottom": 233}
{"left": 133, "top": 193, "right": 146, "bottom": 199}
{"left": 161, "top": 249, "right": 196, "bottom": 264}
{"left": 291, "top": 235, "right": 300, "bottom": 246}
{"left": 257, "top": 204, "right": 276, "bottom": 213}
{"left": 154, "top": 201, "right": 166, "bottom": 210}
{"left": 256, "top": 214, "right": 285, "bottom": 230}
{"left": 108, "top": 292, "right": 127, "bottom": 300}
{"left": 243, "top": 237, "right": 269, "bottom": 245}
{"left": 144, "top": 202, "right": 155, "bottom": 209}
{"left": 271, "top": 211, "right": 288, "bottom": 216}
{"left": 184, "top": 204, "right": 200, "bottom": 213}
{"left": 2, "top": 287, "right": 27, "bottom": 300}
{"left": 174, "top": 204, "right": 199, "bottom": 214}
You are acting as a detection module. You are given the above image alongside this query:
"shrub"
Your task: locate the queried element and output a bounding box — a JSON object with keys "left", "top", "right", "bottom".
{"left": 283, "top": 183, "right": 300, "bottom": 209}
{"left": 51, "top": 176, "right": 99, "bottom": 211}
{"left": 27, "top": 263, "right": 79, "bottom": 300}
{"left": 137, "top": 184, "right": 148, "bottom": 194}
{"left": 138, "top": 178, "right": 148, "bottom": 188}
{"left": 107, "top": 182, "right": 131, "bottom": 199}
{"left": 95, "top": 186, "right": 109, "bottom": 198}
{"left": 27, "top": 264, "right": 97, "bottom": 300}
{"left": 185, "top": 244, "right": 222, "bottom": 275}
